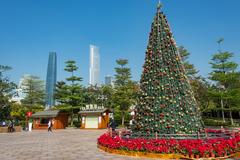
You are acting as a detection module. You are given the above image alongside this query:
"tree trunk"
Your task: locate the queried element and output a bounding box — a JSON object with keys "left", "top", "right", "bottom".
{"left": 121, "top": 112, "right": 125, "bottom": 126}
{"left": 70, "top": 106, "right": 74, "bottom": 126}
{"left": 221, "top": 98, "right": 225, "bottom": 123}
{"left": 230, "top": 111, "right": 234, "bottom": 126}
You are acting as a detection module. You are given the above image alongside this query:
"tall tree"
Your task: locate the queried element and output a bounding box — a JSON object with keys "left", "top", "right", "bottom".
{"left": 0, "top": 65, "right": 16, "bottom": 121}
{"left": 133, "top": 3, "right": 203, "bottom": 135}
{"left": 178, "top": 46, "right": 199, "bottom": 79}
{"left": 21, "top": 75, "right": 45, "bottom": 109}
{"left": 209, "top": 38, "right": 239, "bottom": 125}
{"left": 55, "top": 60, "right": 83, "bottom": 126}
{"left": 83, "top": 85, "right": 101, "bottom": 105}
{"left": 113, "top": 59, "right": 136, "bottom": 126}
{"left": 101, "top": 85, "right": 114, "bottom": 108}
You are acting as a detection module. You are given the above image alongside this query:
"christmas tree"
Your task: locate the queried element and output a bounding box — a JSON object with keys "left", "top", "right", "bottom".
{"left": 133, "top": 2, "right": 204, "bottom": 135}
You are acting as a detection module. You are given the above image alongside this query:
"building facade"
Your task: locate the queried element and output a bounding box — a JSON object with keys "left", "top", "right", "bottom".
{"left": 10, "top": 75, "right": 28, "bottom": 104}
{"left": 79, "top": 104, "right": 111, "bottom": 129}
{"left": 45, "top": 52, "right": 57, "bottom": 109}
{"left": 89, "top": 45, "right": 100, "bottom": 86}
{"left": 105, "top": 75, "right": 113, "bottom": 86}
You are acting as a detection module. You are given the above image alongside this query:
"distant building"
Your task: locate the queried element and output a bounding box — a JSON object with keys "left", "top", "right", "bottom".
{"left": 105, "top": 75, "right": 113, "bottom": 86}
{"left": 45, "top": 52, "right": 57, "bottom": 109}
{"left": 10, "top": 75, "right": 29, "bottom": 104}
{"left": 89, "top": 45, "right": 100, "bottom": 86}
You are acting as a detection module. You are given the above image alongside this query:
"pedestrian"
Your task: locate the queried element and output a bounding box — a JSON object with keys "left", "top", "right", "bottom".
{"left": 8, "top": 121, "right": 11, "bottom": 132}
{"left": 109, "top": 118, "right": 117, "bottom": 137}
{"left": 110, "top": 119, "right": 116, "bottom": 132}
{"left": 8, "top": 120, "right": 14, "bottom": 132}
{"left": 11, "top": 120, "right": 14, "bottom": 132}
{"left": 48, "top": 119, "right": 52, "bottom": 132}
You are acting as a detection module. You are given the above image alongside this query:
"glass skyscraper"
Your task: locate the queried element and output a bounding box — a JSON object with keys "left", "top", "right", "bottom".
{"left": 45, "top": 52, "right": 57, "bottom": 109}
{"left": 89, "top": 45, "right": 100, "bottom": 86}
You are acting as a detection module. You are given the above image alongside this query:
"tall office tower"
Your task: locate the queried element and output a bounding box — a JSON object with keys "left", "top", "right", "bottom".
{"left": 45, "top": 52, "right": 57, "bottom": 109}
{"left": 105, "top": 75, "right": 113, "bottom": 86}
{"left": 89, "top": 45, "right": 100, "bottom": 86}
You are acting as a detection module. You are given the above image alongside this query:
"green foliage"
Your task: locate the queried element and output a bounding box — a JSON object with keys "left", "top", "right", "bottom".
{"left": 20, "top": 75, "right": 45, "bottom": 107}
{"left": 0, "top": 106, "right": 11, "bottom": 121}
{"left": 178, "top": 46, "right": 199, "bottom": 78}
{"left": 114, "top": 59, "right": 132, "bottom": 86}
{"left": 55, "top": 61, "right": 84, "bottom": 106}
{"left": 208, "top": 40, "right": 240, "bottom": 125}
{"left": 10, "top": 103, "right": 27, "bottom": 120}
{"left": 113, "top": 106, "right": 131, "bottom": 127}
{"left": 55, "top": 60, "right": 83, "bottom": 126}
{"left": 55, "top": 81, "right": 69, "bottom": 104}
{"left": 64, "top": 60, "right": 82, "bottom": 83}
{"left": 209, "top": 52, "right": 238, "bottom": 85}
{"left": 10, "top": 103, "right": 44, "bottom": 122}
{"left": 113, "top": 59, "right": 136, "bottom": 126}
{"left": 83, "top": 85, "right": 101, "bottom": 105}
{"left": 0, "top": 65, "right": 17, "bottom": 121}
{"left": 202, "top": 117, "right": 230, "bottom": 126}
{"left": 101, "top": 85, "right": 114, "bottom": 108}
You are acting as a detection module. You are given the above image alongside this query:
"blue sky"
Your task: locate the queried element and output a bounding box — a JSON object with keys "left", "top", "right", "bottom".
{"left": 0, "top": 0, "right": 239, "bottom": 86}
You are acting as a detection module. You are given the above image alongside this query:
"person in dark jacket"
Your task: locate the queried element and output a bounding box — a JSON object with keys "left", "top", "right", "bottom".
{"left": 109, "top": 119, "right": 117, "bottom": 131}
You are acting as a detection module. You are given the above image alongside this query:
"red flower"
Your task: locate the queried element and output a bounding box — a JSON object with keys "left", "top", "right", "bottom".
{"left": 97, "top": 131, "right": 240, "bottom": 158}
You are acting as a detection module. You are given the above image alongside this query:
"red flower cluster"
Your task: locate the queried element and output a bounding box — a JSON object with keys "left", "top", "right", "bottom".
{"left": 98, "top": 133, "right": 240, "bottom": 158}
{"left": 205, "top": 128, "right": 226, "bottom": 133}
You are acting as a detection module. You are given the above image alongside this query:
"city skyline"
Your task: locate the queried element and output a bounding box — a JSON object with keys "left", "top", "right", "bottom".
{"left": 0, "top": 0, "right": 239, "bottom": 86}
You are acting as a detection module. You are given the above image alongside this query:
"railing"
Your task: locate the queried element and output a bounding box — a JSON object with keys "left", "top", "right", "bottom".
{"left": 114, "top": 129, "right": 236, "bottom": 140}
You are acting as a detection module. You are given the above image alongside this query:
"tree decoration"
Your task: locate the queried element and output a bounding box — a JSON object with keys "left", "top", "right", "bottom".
{"left": 132, "top": 2, "right": 204, "bottom": 134}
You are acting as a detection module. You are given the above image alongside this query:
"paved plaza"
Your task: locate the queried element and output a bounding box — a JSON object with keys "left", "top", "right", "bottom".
{"left": 0, "top": 129, "right": 153, "bottom": 160}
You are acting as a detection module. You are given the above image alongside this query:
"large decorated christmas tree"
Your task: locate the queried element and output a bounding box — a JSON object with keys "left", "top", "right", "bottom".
{"left": 133, "top": 3, "right": 204, "bottom": 135}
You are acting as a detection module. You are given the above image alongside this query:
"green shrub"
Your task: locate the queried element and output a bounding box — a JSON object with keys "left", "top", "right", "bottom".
{"left": 19, "top": 121, "right": 27, "bottom": 129}
{"left": 73, "top": 120, "right": 80, "bottom": 128}
{"left": 203, "top": 118, "right": 230, "bottom": 126}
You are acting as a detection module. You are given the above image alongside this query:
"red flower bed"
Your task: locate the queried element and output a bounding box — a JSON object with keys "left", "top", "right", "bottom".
{"left": 98, "top": 133, "right": 240, "bottom": 158}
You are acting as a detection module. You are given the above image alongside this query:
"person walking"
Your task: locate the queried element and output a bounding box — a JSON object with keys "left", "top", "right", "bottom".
{"left": 109, "top": 118, "right": 117, "bottom": 137}
{"left": 8, "top": 120, "right": 14, "bottom": 132}
{"left": 48, "top": 119, "right": 52, "bottom": 132}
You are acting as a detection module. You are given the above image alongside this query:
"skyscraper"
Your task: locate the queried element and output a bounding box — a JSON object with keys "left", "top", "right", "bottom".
{"left": 105, "top": 75, "right": 113, "bottom": 86}
{"left": 45, "top": 52, "right": 57, "bottom": 109}
{"left": 89, "top": 45, "right": 100, "bottom": 86}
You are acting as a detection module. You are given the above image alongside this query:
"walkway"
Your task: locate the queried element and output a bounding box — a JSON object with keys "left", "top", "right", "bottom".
{"left": 0, "top": 129, "right": 153, "bottom": 160}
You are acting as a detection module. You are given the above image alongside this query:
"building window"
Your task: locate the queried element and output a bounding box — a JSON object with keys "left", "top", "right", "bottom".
{"left": 40, "top": 118, "right": 50, "bottom": 124}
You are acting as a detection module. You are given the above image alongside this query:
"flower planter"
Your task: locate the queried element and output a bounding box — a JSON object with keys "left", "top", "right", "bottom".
{"left": 98, "top": 132, "right": 240, "bottom": 159}
{"left": 98, "top": 145, "right": 185, "bottom": 159}
{"left": 204, "top": 154, "right": 209, "bottom": 158}
{"left": 210, "top": 153, "right": 215, "bottom": 158}
{"left": 195, "top": 155, "right": 200, "bottom": 159}
{"left": 189, "top": 154, "right": 194, "bottom": 159}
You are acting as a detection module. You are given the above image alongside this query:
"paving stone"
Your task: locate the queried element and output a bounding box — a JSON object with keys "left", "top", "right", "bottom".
{"left": 0, "top": 129, "right": 154, "bottom": 160}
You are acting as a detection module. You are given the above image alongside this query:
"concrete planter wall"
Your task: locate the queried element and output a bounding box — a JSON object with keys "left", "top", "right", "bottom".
{"left": 0, "top": 126, "right": 22, "bottom": 133}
